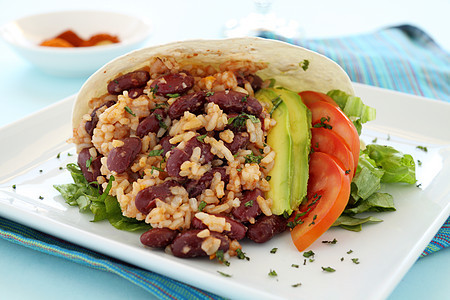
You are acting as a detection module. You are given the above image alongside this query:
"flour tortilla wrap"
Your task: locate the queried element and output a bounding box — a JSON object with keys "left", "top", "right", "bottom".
{"left": 73, "top": 37, "right": 354, "bottom": 128}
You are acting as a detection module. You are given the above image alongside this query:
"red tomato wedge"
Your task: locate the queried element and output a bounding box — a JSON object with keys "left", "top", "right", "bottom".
{"left": 299, "top": 90, "right": 339, "bottom": 107}
{"left": 290, "top": 152, "right": 351, "bottom": 251}
{"left": 305, "top": 101, "right": 360, "bottom": 170}
{"left": 311, "top": 127, "right": 355, "bottom": 178}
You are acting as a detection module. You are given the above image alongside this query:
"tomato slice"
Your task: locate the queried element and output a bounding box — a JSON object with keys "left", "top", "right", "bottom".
{"left": 310, "top": 127, "right": 355, "bottom": 178}
{"left": 305, "top": 100, "right": 360, "bottom": 170}
{"left": 299, "top": 91, "right": 339, "bottom": 107}
{"left": 290, "top": 152, "right": 351, "bottom": 251}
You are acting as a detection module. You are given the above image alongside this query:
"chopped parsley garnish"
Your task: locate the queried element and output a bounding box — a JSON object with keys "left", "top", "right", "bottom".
{"left": 244, "top": 200, "right": 253, "bottom": 207}
{"left": 244, "top": 153, "right": 263, "bottom": 164}
{"left": 269, "top": 96, "right": 282, "bottom": 116}
{"left": 216, "top": 250, "right": 230, "bottom": 266}
{"left": 292, "top": 282, "right": 302, "bottom": 288}
{"left": 313, "top": 116, "right": 332, "bottom": 129}
{"left": 287, "top": 213, "right": 304, "bottom": 229}
{"left": 56, "top": 153, "right": 61, "bottom": 159}
{"left": 39, "top": 169, "right": 43, "bottom": 173}
{"left": 268, "top": 269, "right": 278, "bottom": 277}
{"left": 345, "top": 169, "right": 351, "bottom": 174}
{"left": 308, "top": 214, "right": 317, "bottom": 226}
{"left": 217, "top": 271, "right": 231, "bottom": 277}
{"left": 198, "top": 200, "right": 207, "bottom": 212}
{"left": 150, "top": 84, "right": 159, "bottom": 94}
{"left": 340, "top": 257, "right": 345, "bottom": 262}
{"left": 86, "top": 157, "right": 93, "bottom": 168}
{"left": 206, "top": 91, "right": 215, "bottom": 97}
{"left": 196, "top": 134, "right": 207, "bottom": 143}
{"left": 67, "top": 153, "right": 73, "bottom": 156}
{"left": 155, "top": 102, "right": 169, "bottom": 109}
{"left": 39, "top": 196, "right": 44, "bottom": 200}
{"left": 322, "top": 238, "right": 338, "bottom": 244}
{"left": 372, "top": 137, "right": 378, "bottom": 143}
{"left": 270, "top": 247, "right": 278, "bottom": 254}
{"left": 155, "top": 113, "right": 168, "bottom": 129}
{"left": 291, "top": 264, "right": 299, "bottom": 268}
{"left": 299, "top": 59, "right": 310, "bottom": 71}
{"left": 266, "top": 175, "right": 271, "bottom": 181}
{"left": 351, "top": 258, "right": 360, "bottom": 264}
{"left": 322, "top": 266, "right": 336, "bottom": 272}
{"left": 228, "top": 113, "right": 260, "bottom": 130}
{"left": 166, "top": 93, "right": 180, "bottom": 98}
{"left": 241, "top": 94, "right": 249, "bottom": 102}
{"left": 150, "top": 166, "right": 164, "bottom": 174}
{"left": 417, "top": 159, "right": 422, "bottom": 166}
{"left": 124, "top": 106, "right": 136, "bottom": 117}
{"left": 416, "top": 145, "right": 428, "bottom": 152}
{"left": 347, "top": 249, "right": 353, "bottom": 254}
{"left": 303, "top": 250, "right": 315, "bottom": 258}
{"left": 148, "top": 149, "right": 164, "bottom": 157}
{"left": 236, "top": 248, "right": 250, "bottom": 261}
{"left": 12, "top": 184, "right": 16, "bottom": 189}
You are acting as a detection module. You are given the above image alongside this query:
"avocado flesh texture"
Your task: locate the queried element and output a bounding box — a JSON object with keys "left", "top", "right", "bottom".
{"left": 255, "top": 89, "right": 293, "bottom": 215}
{"left": 255, "top": 88, "right": 311, "bottom": 214}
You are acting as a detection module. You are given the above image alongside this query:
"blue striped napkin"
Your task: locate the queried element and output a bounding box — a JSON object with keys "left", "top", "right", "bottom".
{"left": 0, "top": 25, "right": 449, "bottom": 299}
{"left": 259, "top": 25, "right": 450, "bottom": 101}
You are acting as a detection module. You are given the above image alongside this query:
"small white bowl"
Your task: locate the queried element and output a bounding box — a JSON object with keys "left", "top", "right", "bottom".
{"left": 0, "top": 10, "right": 151, "bottom": 77}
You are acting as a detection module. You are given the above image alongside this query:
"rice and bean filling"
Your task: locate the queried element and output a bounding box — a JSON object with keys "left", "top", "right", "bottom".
{"left": 72, "top": 56, "right": 289, "bottom": 258}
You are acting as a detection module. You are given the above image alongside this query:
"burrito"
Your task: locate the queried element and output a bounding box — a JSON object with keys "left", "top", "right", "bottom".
{"left": 67, "top": 37, "right": 360, "bottom": 258}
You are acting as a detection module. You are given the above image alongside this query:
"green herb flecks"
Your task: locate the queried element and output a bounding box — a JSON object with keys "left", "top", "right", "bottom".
{"left": 322, "top": 238, "right": 338, "bottom": 244}
{"left": 303, "top": 250, "right": 315, "bottom": 258}
{"left": 244, "top": 153, "right": 263, "bottom": 164}
{"left": 270, "top": 248, "right": 278, "bottom": 254}
{"left": 228, "top": 113, "right": 260, "bottom": 130}
{"left": 416, "top": 145, "right": 428, "bottom": 152}
{"left": 268, "top": 269, "right": 278, "bottom": 277}
{"left": 124, "top": 106, "right": 136, "bottom": 117}
{"left": 196, "top": 134, "right": 207, "bottom": 143}
{"left": 236, "top": 248, "right": 250, "bottom": 261}
{"left": 313, "top": 116, "right": 332, "bottom": 129}
{"left": 322, "top": 266, "right": 336, "bottom": 272}
{"left": 269, "top": 96, "right": 282, "bottom": 116}
{"left": 198, "top": 200, "right": 207, "bottom": 212}
{"left": 216, "top": 250, "right": 230, "bottom": 266}
{"left": 299, "top": 59, "right": 310, "bottom": 71}
{"left": 217, "top": 271, "right": 232, "bottom": 277}
{"left": 166, "top": 93, "right": 180, "bottom": 98}
{"left": 148, "top": 149, "right": 164, "bottom": 157}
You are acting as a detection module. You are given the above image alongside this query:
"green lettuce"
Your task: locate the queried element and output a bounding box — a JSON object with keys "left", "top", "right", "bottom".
{"left": 54, "top": 163, "right": 151, "bottom": 232}
{"left": 334, "top": 144, "right": 416, "bottom": 230}
{"left": 327, "top": 90, "right": 377, "bottom": 135}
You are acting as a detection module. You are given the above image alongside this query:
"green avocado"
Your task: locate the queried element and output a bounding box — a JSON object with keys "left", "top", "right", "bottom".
{"left": 256, "top": 87, "right": 311, "bottom": 215}
{"left": 256, "top": 89, "right": 293, "bottom": 215}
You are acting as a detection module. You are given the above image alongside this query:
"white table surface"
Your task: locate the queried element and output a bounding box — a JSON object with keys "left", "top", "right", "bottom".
{"left": 0, "top": 0, "right": 449, "bottom": 299}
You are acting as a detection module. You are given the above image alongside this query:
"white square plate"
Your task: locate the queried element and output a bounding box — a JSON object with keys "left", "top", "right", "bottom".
{"left": 1, "top": 83, "right": 449, "bottom": 300}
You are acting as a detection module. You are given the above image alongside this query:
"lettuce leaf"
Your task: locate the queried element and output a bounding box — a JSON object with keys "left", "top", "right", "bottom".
{"left": 54, "top": 163, "right": 151, "bottom": 232}
{"left": 327, "top": 90, "right": 376, "bottom": 135}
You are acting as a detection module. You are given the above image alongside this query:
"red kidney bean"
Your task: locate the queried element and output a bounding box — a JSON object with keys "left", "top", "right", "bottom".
{"left": 232, "top": 189, "right": 263, "bottom": 222}
{"left": 165, "top": 148, "right": 190, "bottom": 178}
{"left": 135, "top": 180, "right": 180, "bottom": 215}
{"left": 136, "top": 109, "right": 167, "bottom": 138}
{"left": 160, "top": 136, "right": 175, "bottom": 156}
{"left": 165, "top": 136, "right": 214, "bottom": 178}
{"left": 191, "top": 215, "right": 247, "bottom": 240}
{"left": 224, "top": 132, "right": 250, "bottom": 154}
{"left": 185, "top": 167, "right": 228, "bottom": 198}
{"left": 246, "top": 215, "right": 288, "bottom": 243}
{"left": 107, "top": 70, "right": 150, "bottom": 95}
{"left": 237, "top": 74, "right": 263, "bottom": 92}
{"left": 168, "top": 91, "right": 206, "bottom": 119}
{"left": 140, "top": 228, "right": 179, "bottom": 248}
{"left": 149, "top": 73, "right": 194, "bottom": 96}
{"left": 207, "top": 90, "right": 262, "bottom": 116}
{"left": 77, "top": 148, "right": 102, "bottom": 183}
{"left": 171, "top": 229, "right": 230, "bottom": 258}
{"left": 107, "top": 137, "right": 141, "bottom": 174}
{"left": 85, "top": 100, "right": 116, "bottom": 136}
{"left": 128, "top": 87, "right": 145, "bottom": 99}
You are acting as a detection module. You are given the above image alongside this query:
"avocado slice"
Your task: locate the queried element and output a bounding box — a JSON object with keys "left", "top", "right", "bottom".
{"left": 256, "top": 89, "right": 293, "bottom": 215}
{"left": 256, "top": 87, "right": 311, "bottom": 214}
